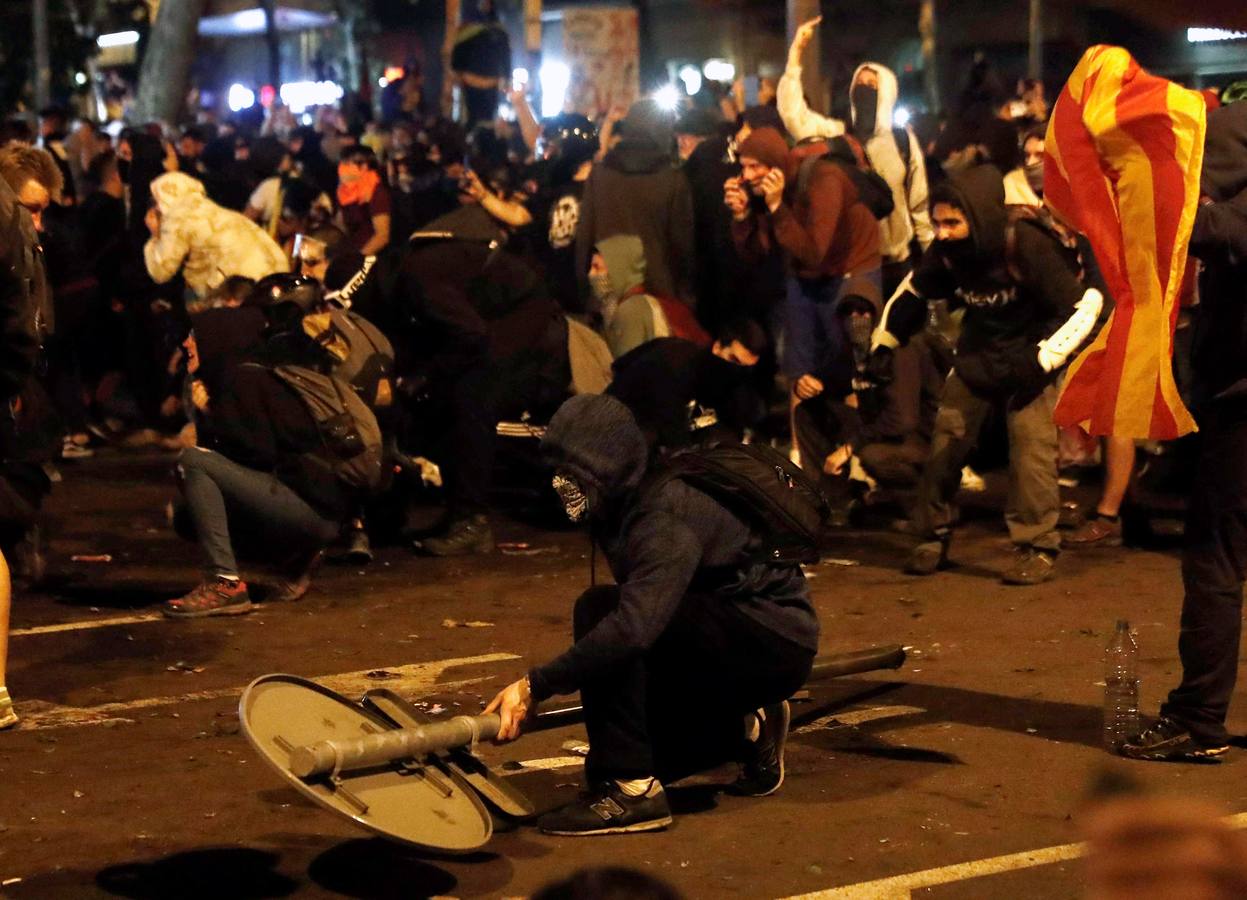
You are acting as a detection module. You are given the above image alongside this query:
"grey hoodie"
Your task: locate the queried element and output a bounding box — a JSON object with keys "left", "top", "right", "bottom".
{"left": 778, "top": 59, "right": 934, "bottom": 264}
{"left": 529, "top": 395, "right": 818, "bottom": 701}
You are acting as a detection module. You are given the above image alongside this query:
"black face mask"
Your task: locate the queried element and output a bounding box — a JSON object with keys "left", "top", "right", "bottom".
{"left": 117, "top": 158, "right": 131, "bottom": 183}
{"left": 851, "top": 85, "right": 878, "bottom": 139}
{"left": 936, "top": 236, "right": 976, "bottom": 267}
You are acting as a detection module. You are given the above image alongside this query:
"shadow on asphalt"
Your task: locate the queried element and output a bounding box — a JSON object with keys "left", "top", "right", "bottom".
{"left": 94, "top": 848, "right": 298, "bottom": 899}
{"left": 306, "top": 838, "right": 465, "bottom": 898}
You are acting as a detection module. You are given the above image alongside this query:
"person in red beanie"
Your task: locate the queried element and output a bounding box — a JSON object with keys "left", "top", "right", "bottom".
{"left": 724, "top": 126, "right": 880, "bottom": 432}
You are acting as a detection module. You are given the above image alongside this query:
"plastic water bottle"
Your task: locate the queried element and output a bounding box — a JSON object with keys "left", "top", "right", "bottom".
{"left": 1103, "top": 620, "right": 1140, "bottom": 750}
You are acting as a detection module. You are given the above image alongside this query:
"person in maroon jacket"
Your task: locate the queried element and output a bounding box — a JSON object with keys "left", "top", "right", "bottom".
{"left": 725, "top": 127, "right": 880, "bottom": 414}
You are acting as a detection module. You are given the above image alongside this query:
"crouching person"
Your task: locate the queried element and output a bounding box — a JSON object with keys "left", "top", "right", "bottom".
{"left": 485, "top": 395, "right": 818, "bottom": 835}
{"left": 165, "top": 276, "right": 384, "bottom": 618}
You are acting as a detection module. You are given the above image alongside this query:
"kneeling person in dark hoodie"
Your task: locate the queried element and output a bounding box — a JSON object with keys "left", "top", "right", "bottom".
{"left": 164, "top": 277, "right": 376, "bottom": 618}
{"left": 873, "top": 165, "right": 1106, "bottom": 585}
{"left": 485, "top": 395, "right": 818, "bottom": 835}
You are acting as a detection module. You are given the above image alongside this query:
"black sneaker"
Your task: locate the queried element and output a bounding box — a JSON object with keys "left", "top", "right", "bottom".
{"left": 1120, "top": 716, "right": 1230, "bottom": 763}
{"left": 729, "top": 700, "right": 790, "bottom": 797}
{"left": 416, "top": 514, "right": 495, "bottom": 557}
{"left": 537, "top": 781, "right": 673, "bottom": 836}
{"left": 328, "top": 527, "right": 373, "bottom": 565}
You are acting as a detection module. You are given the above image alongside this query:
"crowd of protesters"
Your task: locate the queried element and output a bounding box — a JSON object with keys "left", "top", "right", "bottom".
{"left": 0, "top": 13, "right": 1245, "bottom": 792}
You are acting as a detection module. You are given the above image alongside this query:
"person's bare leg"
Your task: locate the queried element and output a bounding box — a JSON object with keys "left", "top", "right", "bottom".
{"left": 0, "top": 550, "right": 14, "bottom": 728}
{"left": 1098, "top": 435, "right": 1136, "bottom": 518}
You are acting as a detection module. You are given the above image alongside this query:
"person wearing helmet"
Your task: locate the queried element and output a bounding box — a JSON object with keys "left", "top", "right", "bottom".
{"left": 163, "top": 274, "right": 371, "bottom": 619}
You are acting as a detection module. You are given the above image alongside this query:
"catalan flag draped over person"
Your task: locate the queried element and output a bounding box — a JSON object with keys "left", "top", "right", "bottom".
{"left": 1045, "top": 45, "right": 1206, "bottom": 440}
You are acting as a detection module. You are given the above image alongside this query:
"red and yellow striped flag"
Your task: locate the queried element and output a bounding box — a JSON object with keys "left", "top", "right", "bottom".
{"left": 1046, "top": 45, "right": 1205, "bottom": 440}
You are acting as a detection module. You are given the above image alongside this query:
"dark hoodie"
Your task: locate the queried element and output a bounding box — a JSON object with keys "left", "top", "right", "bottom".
{"left": 882, "top": 165, "right": 1095, "bottom": 398}
{"left": 575, "top": 100, "right": 696, "bottom": 307}
{"left": 529, "top": 394, "right": 818, "bottom": 701}
{"left": 1189, "top": 101, "right": 1247, "bottom": 406}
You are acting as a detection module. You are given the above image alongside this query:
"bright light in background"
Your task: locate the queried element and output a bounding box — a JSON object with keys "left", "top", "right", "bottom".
{"left": 228, "top": 83, "right": 256, "bottom": 112}
{"left": 96, "top": 30, "right": 139, "bottom": 48}
{"left": 653, "top": 83, "right": 681, "bottom": 112}
{"left": 539, "top": 61, "right": 570, "bottom": 117}
{"left": 378, "top": 77, "right": 389, "bottom": 88}
{"left": 703, "top": 59, "right": 736, "bottom": 83}
{"left": 893, "top": 106, "right": 912, "bottom": 128}
{"left": 74, "top": 72, "right": 88, "bottom": 86}
{"left": 1187, "top": 27, "right": 1247, "bottom": 43}
{"left": 384, "top": 66, "right": 405, "bottom": 83}
{"left": 513, "top": 67, "right": 529, "bottom": 87}
{"left": 678, "top": 65, "right": 703, "bottom": 96}
{"left": 230, "top": 8, "right": 268, "bottom": 32}
{"left": 279, "top": 80, "right": 344, "bottom": 114}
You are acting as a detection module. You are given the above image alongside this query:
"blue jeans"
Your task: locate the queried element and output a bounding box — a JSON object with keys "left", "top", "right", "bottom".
{"left": 781, "top": 269, "right": 882, "bottom": 380}
{"left": 176, "top": 448, "right": 340, "bottom": 579}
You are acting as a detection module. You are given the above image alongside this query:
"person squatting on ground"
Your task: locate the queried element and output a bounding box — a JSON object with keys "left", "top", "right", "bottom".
{"left": 0, "top": 144, "right": 59, "bottom": 728}
{"left": 164, "top": 276, "right": 383, "bottom": 618}
{"left": 1122, "top": 101, "right": 1247, "bottom": 763}
{"left": 872, "top": 165, "right": 1106, "bottom": 585}
{"left": 485, "top": 394, "right": 817, "bottom": 835}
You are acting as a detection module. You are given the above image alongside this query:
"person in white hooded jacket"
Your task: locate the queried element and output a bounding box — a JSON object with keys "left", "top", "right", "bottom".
{"left": 777, "top": 17, "right": 934, "bottom": 297}
{"left": 144, "top": 172, "right": 289, "bottom": 299}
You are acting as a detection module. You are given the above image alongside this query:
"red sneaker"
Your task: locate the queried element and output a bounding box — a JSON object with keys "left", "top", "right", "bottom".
{"left": 164, "top": 577, "right": 254, "bottom": 619}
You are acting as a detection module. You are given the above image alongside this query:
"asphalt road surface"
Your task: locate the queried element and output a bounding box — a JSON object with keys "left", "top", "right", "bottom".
{"left": 1, "top": 451, "right": 1244, "bottom": 899}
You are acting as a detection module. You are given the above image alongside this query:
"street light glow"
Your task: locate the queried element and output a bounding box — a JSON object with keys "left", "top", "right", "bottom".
{"left": 279, "top": 81, "right": 344, "bottom": 114}
{"left": 1187, "top": 27, "right": 1247, "bottom": 43}
{"left": 703, "top": 59, "right": 736, "bottom": 83}
{"left": 539, "top": 61, "right": 571, "bottom": 117}
{"left": 653, "top": 83, "right": 681, "bottom": 111}
{"left": 228, "top": 83, "right": 256, "bottom": 112}
{"left": 678, "top": 65, "right": 703, "bottom": 96}
{"left": 96, "top": 31, "right": 139, "bottom": 48}
{"left": 894, "top": 106, "right": 912, "bottom": 128}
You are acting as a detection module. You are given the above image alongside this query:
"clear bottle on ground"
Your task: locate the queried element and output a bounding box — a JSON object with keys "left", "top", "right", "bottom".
{"left": 1103, "top": 619, "right": 1140, "bottom": 750}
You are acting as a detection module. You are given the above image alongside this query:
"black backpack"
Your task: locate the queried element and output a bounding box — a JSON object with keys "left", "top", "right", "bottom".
{"left": 796, "top": 152, "right": 895, "bottom": 222}
{"left": 642, "top": 442, "right": 831, "bottom": 566}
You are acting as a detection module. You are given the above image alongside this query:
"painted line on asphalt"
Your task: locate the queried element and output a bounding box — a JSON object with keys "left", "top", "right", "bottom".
{"left": 12, "top": 652, "right": 519, "bottom": 731}
{"left": 11, "top": 613, "right": 163, "bottom": 636}
{"left": 786, "top": 811, "right": 1247, "bottom": 899}
{"left": 794, "top": 705, "right": 926, "bottom": 734}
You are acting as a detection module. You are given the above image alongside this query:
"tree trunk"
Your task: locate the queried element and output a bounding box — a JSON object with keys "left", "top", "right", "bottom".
{"left": 132, "top": 0, "right": 211, "bottom": 125}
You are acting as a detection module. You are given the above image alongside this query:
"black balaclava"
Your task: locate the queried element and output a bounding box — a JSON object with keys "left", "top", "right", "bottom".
{"left": 851, "top": 84, "right": 878, "bottom": 141}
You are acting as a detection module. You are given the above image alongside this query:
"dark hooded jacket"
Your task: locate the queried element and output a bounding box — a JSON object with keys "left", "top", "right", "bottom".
{"left": 880, "top": 165, "right": 1098, "bottom": 398}
{"left": 575, "top": 101, "right": 696, "bottom": 307}
{"left": 528, "top": 394, "right": 818, "bottom": 701}
{"left": 1189, "top": 101, "right": 1247, "bottom": 407}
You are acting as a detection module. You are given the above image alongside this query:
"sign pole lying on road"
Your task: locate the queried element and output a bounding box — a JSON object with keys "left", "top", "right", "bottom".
{"left": 241, "top": 645, "right": 907, "bottom": 852}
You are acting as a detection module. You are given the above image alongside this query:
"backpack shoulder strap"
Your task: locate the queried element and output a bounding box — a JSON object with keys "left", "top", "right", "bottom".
{"left": 893, "top": 126, "right": 912, "bottom": 174}
{"left": 796, "top": 154, "right": 821, "bottom": 201}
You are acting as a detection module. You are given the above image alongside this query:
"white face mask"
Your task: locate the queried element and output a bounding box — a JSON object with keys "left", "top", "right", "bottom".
{"left": 588, "top": 272, "right": 614, "bottom": 304}
{"left": 552, "top": 473, "right": 589, "bottom": 522}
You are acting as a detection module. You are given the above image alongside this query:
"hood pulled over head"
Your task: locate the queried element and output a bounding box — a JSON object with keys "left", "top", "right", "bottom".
{"left": 149, "top": 171, "right": 207, "bottom": 213}
{"left": 930, "top": 164, "right": 1008, "bottom": 267}
{"left": 850, "top": 63, "right": 899, "bottom": 138}
{"left": 541, "top": 394, "right": 649, "bottom": 513}
{"left": 594, "top": 234, "right": 647, "bottom": 298}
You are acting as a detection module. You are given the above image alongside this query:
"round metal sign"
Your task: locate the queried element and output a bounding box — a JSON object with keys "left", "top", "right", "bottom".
{"left": 240, "top": 674, "right": 493, "bottom": 853}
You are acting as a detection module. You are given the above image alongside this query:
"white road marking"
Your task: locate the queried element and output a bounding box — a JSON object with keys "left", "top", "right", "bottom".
{"left": 786, "top": 812, "right": 1247, "bottom": 899}
{"left": 12, "top": 652, "right": 519, "bottom": 731}
{"left": 11, "top": 614, "right": 163, "bottom": 637}
{"left": 500, "top": 756, "right": 587, "bottom": 775}
{"left": 794, "top": 705, "right": 926, "bottom": 735}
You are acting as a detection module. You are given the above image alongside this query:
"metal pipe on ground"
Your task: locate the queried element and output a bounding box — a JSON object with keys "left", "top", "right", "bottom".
{"left": 290, "top": 644, "right": 906, "bottom": 778}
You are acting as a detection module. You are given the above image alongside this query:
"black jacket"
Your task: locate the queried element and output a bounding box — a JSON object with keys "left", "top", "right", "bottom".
{"left": 575, "top": 103, "right": 696, "bottom": 306}
{"left": 879, "top": 165, "right": 1099, "bottom": 400}
{"left": 528, "top": 394, "right": 818, "bottom": 701}
{"left": 1189, "top": 102, "right": 1247, "bottom": 407}
{"left": 607, "top": 338, "right": 765, "bottom": 449}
